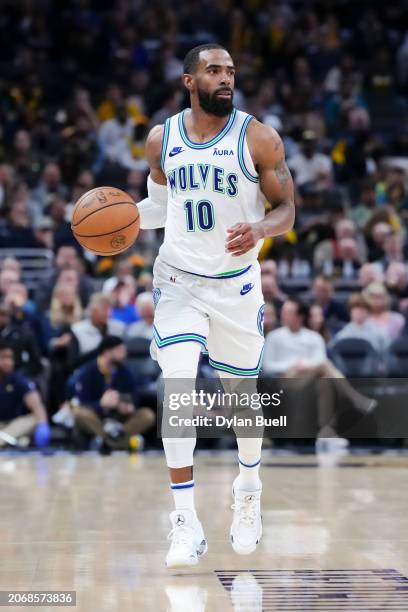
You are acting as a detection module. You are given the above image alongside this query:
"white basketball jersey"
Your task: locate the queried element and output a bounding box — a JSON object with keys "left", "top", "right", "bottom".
{"left": 159, "top": 108, "right": 265, "bottom": 278}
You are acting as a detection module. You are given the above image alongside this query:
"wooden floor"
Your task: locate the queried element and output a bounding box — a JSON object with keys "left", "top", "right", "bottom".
{"left": 1, "top": 451, "right": 408, "bottom": 611}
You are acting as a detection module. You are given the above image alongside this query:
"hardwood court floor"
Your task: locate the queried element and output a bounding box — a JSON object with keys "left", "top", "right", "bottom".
{"left": 1, "top": 451, "right": 408, "bottom": 611}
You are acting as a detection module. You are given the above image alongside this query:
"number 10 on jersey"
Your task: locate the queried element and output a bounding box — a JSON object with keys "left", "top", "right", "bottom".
{"left": 184, "top": 200, "right": 215, "bottom": 232}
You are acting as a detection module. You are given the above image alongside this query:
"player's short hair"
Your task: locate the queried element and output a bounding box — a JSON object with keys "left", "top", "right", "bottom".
{"left": 183, "top": 44, "right": 227, "bottom": 74}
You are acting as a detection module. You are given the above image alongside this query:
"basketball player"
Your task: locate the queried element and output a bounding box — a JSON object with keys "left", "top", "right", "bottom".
{"left": 137, "top": 44, "right": 295, "bottom": 567}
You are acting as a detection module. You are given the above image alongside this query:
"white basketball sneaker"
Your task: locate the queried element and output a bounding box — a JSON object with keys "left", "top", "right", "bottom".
{"left": 230, "top": 477, "right": 262, "bottom": 555}
{"left": 166, "top": 509, "right": 208, "bottom": 568}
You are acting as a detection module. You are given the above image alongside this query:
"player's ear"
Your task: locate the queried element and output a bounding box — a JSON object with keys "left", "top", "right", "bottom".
{"left": 182, "top": 74, "right": 194, "bottom": 92}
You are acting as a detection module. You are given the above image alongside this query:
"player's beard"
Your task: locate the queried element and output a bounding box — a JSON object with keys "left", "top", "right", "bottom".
{"left": 197, "top": 86, "right": 234, "bottom": 117}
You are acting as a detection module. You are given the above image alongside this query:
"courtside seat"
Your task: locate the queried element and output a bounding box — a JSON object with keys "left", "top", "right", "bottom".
{"left": 328, "top": 338, "right": 380, "bottom": 378}
{"left": 386, "top": 337, "right": 408, "bottom": 378}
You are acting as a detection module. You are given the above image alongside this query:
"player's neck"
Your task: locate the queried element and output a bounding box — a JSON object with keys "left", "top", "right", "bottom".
{"left": 186, "top": 103, "right": 231, "bottom": 143}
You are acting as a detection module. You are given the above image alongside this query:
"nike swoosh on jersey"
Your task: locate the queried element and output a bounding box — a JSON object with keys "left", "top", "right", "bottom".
{"left": 169, "top": 147, "right": 185, "bottom": 157}
{"left": 240, "top": 283, "right": 254, "bottom": 295}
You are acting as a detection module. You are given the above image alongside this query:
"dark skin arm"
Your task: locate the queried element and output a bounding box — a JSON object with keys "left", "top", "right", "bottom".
{"left": 225, "top": 119, "right": 295, "bottom": 256}
{"left": 145, "top": 124, "right": 167, "bottom": 185}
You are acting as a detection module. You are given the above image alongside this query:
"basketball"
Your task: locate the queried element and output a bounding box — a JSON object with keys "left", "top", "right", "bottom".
{"left": 71, "top": 186, "right": 140, "bottom": 256}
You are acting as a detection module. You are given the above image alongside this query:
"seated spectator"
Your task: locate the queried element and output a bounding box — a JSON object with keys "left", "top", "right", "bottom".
{"left": 70, "top": 293, "right": 125, "bottom": 365}
{"left": 3, "top": 282, "right": 46, "bottom": 352}
{"left": 33, "top": 216, "right": 54, "bottom": 249}
{"left": 34, "top": 245, "right": 94, "bottom": 310}
{"left": 263, "top": 299, "right": 376, "bottom": 451}
{"left": 263, "top": 302, "right": 277, "bottom": 336}
{"left": 110, "top": 276, "right": 140, "bottom": 326}
{"left": 1, "top": 257, "right": 22, "bottom": 277}
{"left": 0, "top": 301, "right": 43, "bottom": 378}
{"left": 309, "top": 275, "right": 348, "bottom": 322}
{"left": 102, "top": 256, "right": 139, "bottom": 294}
{"left": 261, "top": 261, "right": 287, "bottom": 311}
{"left": 358, "top": 262, "right": 384, "bottom": 289}
{"left": 0, "top": 199, "right": 37, "bottom": 248}
{"left": 367, "top": 221, "right": 393, "bottom": 262}
{"left": 46, "top": 282, "right": 83, "bottom": 343}
{"left": 333, "top": 294, "right": 386, "bottom": 351}
{"left": 126, "top": 292, "right": 154, "bottom": 339}
{"left": 31, "top": 162, "right": 68, "bottom": 212}
{"left": 46, "top": 195, "right": 78, "bottom": 251}
{"left": 288, "top": 130, "right": 333, "bottom": 192}
{"left": 385, "top": 262, "right": 408, "bottom": 312}
{"left": 0, "top": 340, "right": 50, "bottom": 449}
{"left": 332, "top": 237, "right": 362, "bottom": 279}
{"left": 0, "top": 268, "right": 20, "bottom": 299}
{"left": 308, "top": 304, "right": 332, "bottom": 342}
{"left": 314, "top": 218, "right": 366, "bottom": 275}
{"left": 71, "top": 336, "right": 155, "bottom": 452}
{"left": 364, "top": 282, "right": 405, "bottom": 344}
{"left": 380, "top": 232, "right": 407, "bottom": 269}
{"left": 348, "top": 179, "right": 378, "bottom": 229}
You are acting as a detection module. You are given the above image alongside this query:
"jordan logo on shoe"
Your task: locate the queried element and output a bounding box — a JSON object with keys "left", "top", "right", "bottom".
{"left": 175, "top": 515, "right": 185, "bottom": 526}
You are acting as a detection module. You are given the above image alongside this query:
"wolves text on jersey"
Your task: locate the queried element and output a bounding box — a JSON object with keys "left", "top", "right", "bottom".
{"left": 167, "top": 164, "right": 238, "bottom": 197}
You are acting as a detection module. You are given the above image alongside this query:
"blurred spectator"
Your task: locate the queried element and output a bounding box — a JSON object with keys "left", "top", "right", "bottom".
{"left": 71, "top": 336, "right": 155, "bottom": 451}
{"left": 385, "top": 262, "right": 408, "bottom": 312}
{"left": 0, "top": 340, "right": 50, "bottom": 449}
{"left": 35, "top": 245, "right": 94, "bottom": 310}
{"left": 358, "top": 262, "right": 384, "bottom": 289}
{"left": 97, "top": 102, "right": 142, "bottom": 171}
{"left": 380, "top": 232, "right": 407, "bottom": 269}
{"left": 0, "top": 199, "right": 37, "bottom": 248}
{"left": 33, "top": 216, "right": 54, "bottom": 249}
{"left": 333, "top": 293, "right": 386, "bottom": 351}
{"left": 70, "top": 293, "right": 125, "bottom": 364}
{"left": 309, "top": 276, "right": 348, "bottom": 323}
{"left": 263, "top": 299, "right": 376, "bottom": 449}
{"left": 0, "top": 301, "right": 42, "bottom": 378}
{"left": 110, "top": 276, "right": 140, "bottom": 326}
{"left": 31, "top": 162, "right": 68, "bottom": 211}
{"left": 314, "top": 218, "right": 366, "bottom": 274}
{"left": 126, "top": 292, "right": 154, "bottom": 339}
{"left": 367, "top": 221, "right": 393, "bottom": 262}
{"left": 263, "top": 302, "right": 277, "bottom": 336}
{"left": 308, "top": 304, "right": 331, "bottom": 342}
{"left": 348, "top": 179, "right": 378, "bottom": 229}
{"left": 0, "top": 268, "right": 20, "bottom": 298}
{"left": 288, "top": 130, "right": 333, "bottom": 191}
{"left": 46, "top": 283, "right": 83, "bottom": 343}
{"left": 46, "top": 195, "right": 77, "bottom": 251}
{"left": 364, "top": 282, "right": 405, "bottom": 344}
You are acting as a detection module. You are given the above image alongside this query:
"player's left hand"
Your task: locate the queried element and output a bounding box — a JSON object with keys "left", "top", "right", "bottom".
{"left": 225, "top": 222, "right": 264, "bottom": 256}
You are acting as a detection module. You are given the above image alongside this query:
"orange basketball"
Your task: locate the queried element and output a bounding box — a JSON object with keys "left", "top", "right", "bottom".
{"left": 71, "top": 186, "right": 140, "bottom": 256}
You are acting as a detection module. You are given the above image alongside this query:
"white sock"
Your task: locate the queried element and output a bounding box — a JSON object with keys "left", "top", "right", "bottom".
{"left": 235, "top": 436, "right": 262, "bottom": 491}
{"left": 236, "top": 456, "right": 261, "bottom": 491}
{"left": 170, "top": 479, "right": 196, "bottom": 513}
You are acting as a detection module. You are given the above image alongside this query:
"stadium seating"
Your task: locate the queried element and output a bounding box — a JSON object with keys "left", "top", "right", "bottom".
{"left": 328, "top": 338, "right": 381, "bottom": 378}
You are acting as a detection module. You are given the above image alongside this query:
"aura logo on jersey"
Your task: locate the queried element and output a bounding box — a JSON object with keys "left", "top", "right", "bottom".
{"left": 213, "top": 148, "right": 234, "bottom": 156}
{"left": 167, "top": 164, "right": 238, "bottom": 197}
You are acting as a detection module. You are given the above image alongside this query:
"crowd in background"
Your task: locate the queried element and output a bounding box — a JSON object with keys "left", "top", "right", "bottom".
{"left": 0, "top": 0, "right": 408, "bottom": 449}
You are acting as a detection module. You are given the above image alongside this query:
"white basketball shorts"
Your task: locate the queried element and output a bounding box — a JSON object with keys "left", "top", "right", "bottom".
{"left": 151, "top": 257, "right": 265, "bottom": 376}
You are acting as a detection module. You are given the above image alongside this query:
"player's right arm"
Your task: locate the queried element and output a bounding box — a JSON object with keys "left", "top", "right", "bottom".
{"left": 137, "top": 125, "right": 168, "bottom": 229}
